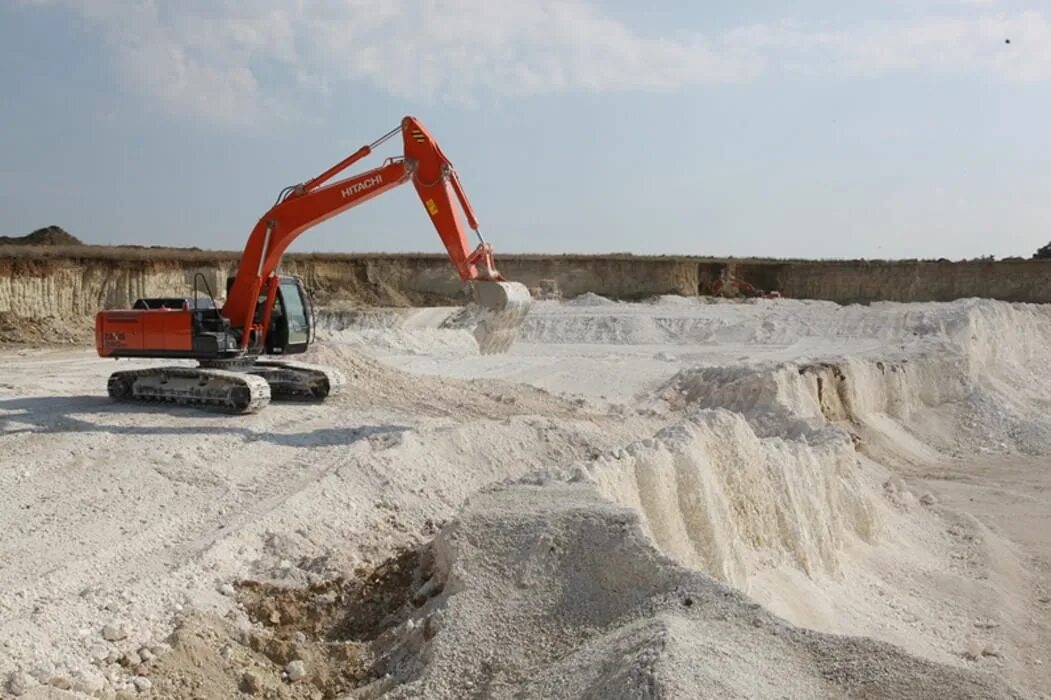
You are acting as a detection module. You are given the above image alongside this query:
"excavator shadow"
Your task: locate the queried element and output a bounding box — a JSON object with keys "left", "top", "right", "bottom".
{"left": 0, "top": 395, "right": 411, "bottom": 448}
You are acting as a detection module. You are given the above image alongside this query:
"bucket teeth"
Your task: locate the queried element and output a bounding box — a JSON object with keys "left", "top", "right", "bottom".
{"left": 471, "top": 281, "right": 532, "bottom": 354}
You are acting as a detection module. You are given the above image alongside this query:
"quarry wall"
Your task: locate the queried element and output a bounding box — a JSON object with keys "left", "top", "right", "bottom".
{"left": 1, "top": 248, "right": 1050, "bottom": 329}
{"left": 707, "top": 260, "right": 1051, "bottom": 304}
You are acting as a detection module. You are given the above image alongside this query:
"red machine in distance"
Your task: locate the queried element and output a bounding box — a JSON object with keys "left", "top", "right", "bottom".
{"left": 95, "top": 116, "right": 531, "bottom": 412}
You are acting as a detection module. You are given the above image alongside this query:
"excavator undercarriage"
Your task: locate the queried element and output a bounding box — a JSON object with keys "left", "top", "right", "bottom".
{"left": 106, "top": 360, "right": 346, "bottom": 414}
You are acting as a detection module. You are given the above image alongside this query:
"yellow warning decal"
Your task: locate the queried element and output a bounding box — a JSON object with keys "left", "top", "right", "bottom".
{"left": 425, "top": 198, "right": 439, "bottom": 215}
{"left": 412, "top": 129, "right": 426, "bottom": 142}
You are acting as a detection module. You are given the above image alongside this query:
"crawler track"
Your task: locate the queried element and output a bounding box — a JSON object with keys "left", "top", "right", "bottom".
{"left": 106, "top": 361, "right": 346, "bottom": 413}
{"left": 107, "top": 367, "right": 271, "bottom": 413}
{"left": 250, "top": 360, "right": 347, "bottom": 401}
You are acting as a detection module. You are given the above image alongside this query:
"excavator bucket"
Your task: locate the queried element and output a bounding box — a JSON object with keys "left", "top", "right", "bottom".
{"left": 471, "top": 281, "right": 532, "bottom": 354}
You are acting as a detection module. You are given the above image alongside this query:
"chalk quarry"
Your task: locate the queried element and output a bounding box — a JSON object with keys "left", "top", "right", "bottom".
{"left": 1, "top": 295, "right": 1049, "bottom": 698}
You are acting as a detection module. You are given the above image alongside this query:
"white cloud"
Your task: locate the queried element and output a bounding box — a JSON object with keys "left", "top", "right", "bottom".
{"left": 21, "top": 0, "right": 275, "bottom": 125}
{"left": 848, "top": 13, "right": 1048, "bottom": 79}
{"left": 739, "top": 11, "right": 1051, "bottom": 81}
{"left": 20, "top": 1, "right": 1051, "bottom": 126}
{"left": 295, "top": 1, "right": 760, "bottom": 103}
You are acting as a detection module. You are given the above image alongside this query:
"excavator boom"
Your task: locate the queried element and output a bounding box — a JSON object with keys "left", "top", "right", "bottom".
{"left": 95, "top": 116, "right": 531, "bottom": 412}
{"left": 222, "top": 116, "right": 527, "bottom": 354}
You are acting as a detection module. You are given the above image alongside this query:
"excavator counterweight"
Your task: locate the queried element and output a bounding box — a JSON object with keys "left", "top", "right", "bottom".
{"left": 95, "top": 116, "right": 531, "bottom": 413}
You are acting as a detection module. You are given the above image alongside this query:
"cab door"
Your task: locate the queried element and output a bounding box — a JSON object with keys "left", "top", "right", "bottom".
{"left": 264, "top": 277, "right": 311, "bottom": 355}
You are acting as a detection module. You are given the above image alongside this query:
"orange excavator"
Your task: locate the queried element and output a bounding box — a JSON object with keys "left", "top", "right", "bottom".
{"left": 95, "top": 116, "right": 531, "bottom": 413}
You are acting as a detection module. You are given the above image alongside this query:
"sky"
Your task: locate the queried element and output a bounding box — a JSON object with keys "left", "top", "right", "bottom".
{"left": 1, "top": 1, "right": 1050, "bottom": 260}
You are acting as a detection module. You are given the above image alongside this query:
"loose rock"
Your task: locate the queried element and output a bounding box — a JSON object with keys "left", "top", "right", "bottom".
{"left": 149, "top": 643, "right": 172, "bottom": 657}
{"left": 963, "top": 638, "right": 984, "bottom": 660}
{"left": 241, "top": 671, "right": 262, "bottom": 694}
{"left": 5, "top": 671, "right": 30, "bottom": 696}
{"left": 71, "top": 670, "right": 106, "bottom": 695}
{"left": 102, "top": 624, "right": 127, "bottom": 642}
{"left": 982, "top": 643, "right": 1002, "bottom": 657}
{"left": 48, "top": 675, "right": 73, "bottom": 690}
{"left": 120, "top": 650, "right": 142, "bottom": 668}
{"left": 286, "top": 659, "right": 307, "bottom": 682}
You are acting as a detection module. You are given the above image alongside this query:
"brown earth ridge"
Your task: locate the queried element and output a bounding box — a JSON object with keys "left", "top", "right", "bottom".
{"left": 2, "top": 242, "right": 1051, "bottom": 345}
{"left": 2, "top": 237, "right": 1051, "bottom": 346}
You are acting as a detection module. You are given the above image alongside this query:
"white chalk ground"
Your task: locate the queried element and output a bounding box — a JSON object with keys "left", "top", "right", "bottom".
{"left": 2, "top": 296, "right": 1050, "bottom": 697}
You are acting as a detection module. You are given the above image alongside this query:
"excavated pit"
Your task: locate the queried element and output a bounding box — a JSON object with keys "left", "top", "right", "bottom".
{"left": 143, "top": 548, "right": 443, "bottom": 699}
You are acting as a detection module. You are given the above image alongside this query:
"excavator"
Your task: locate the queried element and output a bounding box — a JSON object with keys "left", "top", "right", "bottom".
{"left": 94, "top": 116, "right": 532, "bottom": 413}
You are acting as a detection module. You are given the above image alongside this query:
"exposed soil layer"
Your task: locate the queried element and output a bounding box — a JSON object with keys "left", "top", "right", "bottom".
{"left": 0, "top": 312, "right": 89, "bottom": 346}
{"left": 144, "top": 548, "right": 439, "bottom": 699}
{"left": 4, "top": 243, "right": 1051, "bottom": 347}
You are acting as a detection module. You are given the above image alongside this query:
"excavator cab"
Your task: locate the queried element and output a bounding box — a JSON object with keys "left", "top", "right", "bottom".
{"left": 225, "top": 274, "right": 312, "bottom": 356}
{"left": 261, "top": 276, "right": 312, "bottom": 355}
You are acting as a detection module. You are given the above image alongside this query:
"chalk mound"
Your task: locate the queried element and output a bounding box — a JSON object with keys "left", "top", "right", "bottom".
{"left": 646, "top": 294, "right": 698, "bottom": 305}
{"left": 377, "top": 482, "right": 1020, "bottom": 699}
{"left": 656, "top": 302, "right": 1051, "bottom": 457}
{"left": 302, "top": 341, "right": 578, "bottom": 419}
{"left": 514, "top": 297, "right": 836, "bottom": 346}
{"left": 123, "top": 482, "right": 1019, "bottom": 698}
{"left": 579, "top": 411, "right": 877, "bottom": 588}
{"left": 318, "top": 306, "right": 530, "bottom": 355}
{"left": 565, "top": 292, "right": 618, "bottom": 306}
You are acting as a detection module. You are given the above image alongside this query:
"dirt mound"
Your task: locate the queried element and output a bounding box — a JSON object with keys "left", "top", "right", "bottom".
{"left": 378, "top": 482, "right": 1022, "bottom": 699}
{"left": 0, "top": 225, "right": 83, "bottom": 246}
{"left": 0, "top": 312, "right": 89, "bottom": 346}
{"left": 565, "top": 291, "right": 618, "bottom": 306}
{"left": 151, "top": 481, "right": 1018, "bottom": 699}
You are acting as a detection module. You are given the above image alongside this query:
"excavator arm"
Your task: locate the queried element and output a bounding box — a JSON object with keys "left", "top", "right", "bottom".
{"left": 222, "top": 116, "right": 529, "bottom": 354}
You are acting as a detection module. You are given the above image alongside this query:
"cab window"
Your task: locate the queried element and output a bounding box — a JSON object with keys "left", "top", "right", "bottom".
{"left": 280, "top": 280, "right": 309, "bottom": 346}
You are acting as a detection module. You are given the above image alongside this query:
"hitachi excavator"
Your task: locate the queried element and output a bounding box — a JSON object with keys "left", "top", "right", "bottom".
{"left": 94, "top": 116, "right": 531, "bottom": 413}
